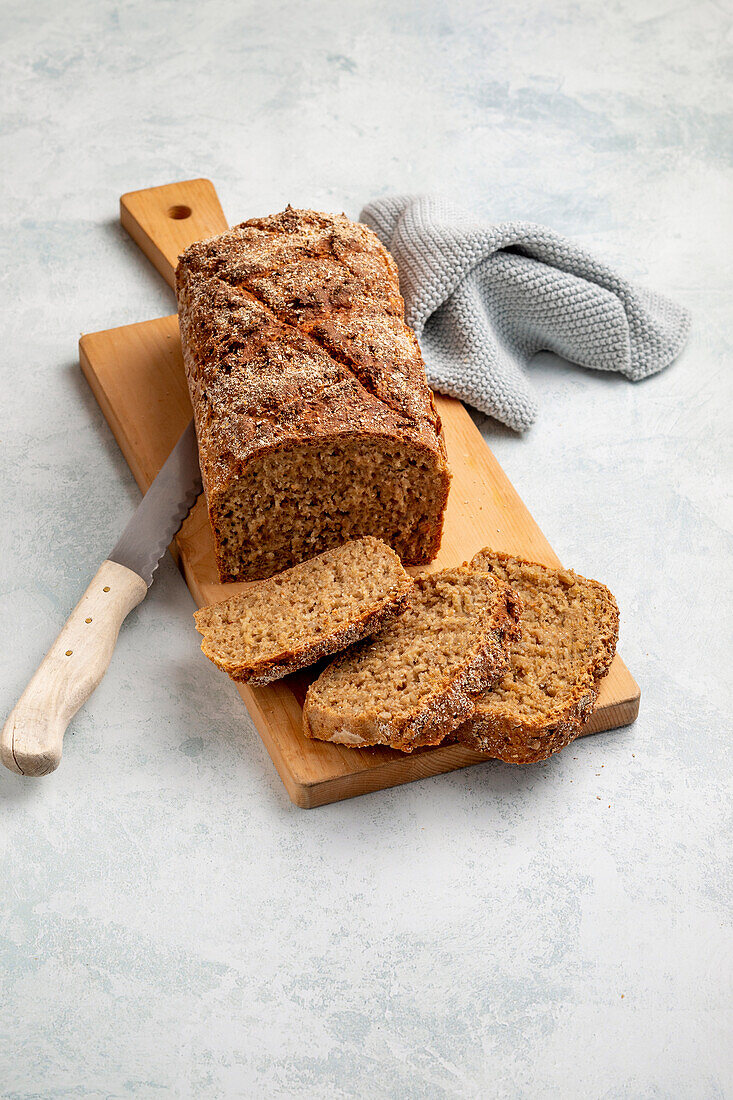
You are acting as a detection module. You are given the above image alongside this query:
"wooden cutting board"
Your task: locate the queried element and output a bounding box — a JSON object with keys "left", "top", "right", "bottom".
{"left": 80, "top": 179, "right": 639, "bottom": 808}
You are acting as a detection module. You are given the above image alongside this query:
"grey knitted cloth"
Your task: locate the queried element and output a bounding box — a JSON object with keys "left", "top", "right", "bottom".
{"left": 360, "top": 194, "right": 691, "bottom": 431}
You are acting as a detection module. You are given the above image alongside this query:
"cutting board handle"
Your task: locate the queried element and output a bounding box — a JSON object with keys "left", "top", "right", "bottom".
{"left": 120, "top": 179, "right": 229, "bottom": 289}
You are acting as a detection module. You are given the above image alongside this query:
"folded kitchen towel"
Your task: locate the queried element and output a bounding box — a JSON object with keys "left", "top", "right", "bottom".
{"left": 360, "top": 194, "right": 691, "bottom": 431}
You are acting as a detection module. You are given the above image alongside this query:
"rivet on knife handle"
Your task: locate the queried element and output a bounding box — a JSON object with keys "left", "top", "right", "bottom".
{"left": 0, "top": 561, "right": 147, "bottom": 776}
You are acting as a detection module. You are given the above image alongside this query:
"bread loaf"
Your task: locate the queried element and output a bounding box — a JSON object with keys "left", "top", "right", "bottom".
{"left": 176, "top": 207, "right": 450, "bottom": 582}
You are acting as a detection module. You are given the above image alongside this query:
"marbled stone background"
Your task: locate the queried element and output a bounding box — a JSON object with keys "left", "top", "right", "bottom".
{"left": 1, "top": 1, "right": 731, "bottom": 1096}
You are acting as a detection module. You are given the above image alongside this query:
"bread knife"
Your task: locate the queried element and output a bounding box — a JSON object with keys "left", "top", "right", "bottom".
{"left": 1, "top": 419, "right": 202, "bottom": 777}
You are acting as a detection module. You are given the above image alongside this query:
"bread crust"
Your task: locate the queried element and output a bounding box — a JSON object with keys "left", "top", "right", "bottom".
{"left": 175, "top": 207, "right": 450, "bottom": 582}
{"left": 303, "top": 575, "right": 522, "bottom": 752}
{"left": 450, "top": 550, "right": 619, "bottom": 763}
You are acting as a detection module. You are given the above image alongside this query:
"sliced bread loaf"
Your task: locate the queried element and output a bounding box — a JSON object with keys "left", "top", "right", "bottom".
{"left": 303, "top": 566, "right": 521, "bottom": 752}
{"left": 194, "top": 537, "right": 412, "bottom": 685}
{"left": 451, "top": 549, "right": 619, "bottom": 763}
{"left": 176, "top": 208, "right": 450, "bottom": 583}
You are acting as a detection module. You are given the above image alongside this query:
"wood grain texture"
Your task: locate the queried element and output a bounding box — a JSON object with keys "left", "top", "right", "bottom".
{"left": 79, "top": 315, "right": 640, "bottom": 807}
{"left": 1, "top": 560, "right": 147, "bottom": 776}
{"left": 120, "top": 179, "right": 228, "bottom": 289}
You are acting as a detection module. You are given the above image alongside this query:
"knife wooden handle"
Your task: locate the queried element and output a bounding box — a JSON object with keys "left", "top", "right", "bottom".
{"left": 1, "top": 561, "right": 147, "bottom": 776}
{"left": 120, "top": 179, "right": 229, "bottom": 289}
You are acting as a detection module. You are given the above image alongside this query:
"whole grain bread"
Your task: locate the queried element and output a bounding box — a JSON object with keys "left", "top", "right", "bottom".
{"left": 194, "top": 537, "right": 412, "bottom": 685}
{"left": 303, "top": 566, "right": 521, "bottom": 752}
{"left": 175, "top": 207, "right": 451, "bottom": 582}
{"left": 451, "top": 549, "right": 619, "bottom": 763}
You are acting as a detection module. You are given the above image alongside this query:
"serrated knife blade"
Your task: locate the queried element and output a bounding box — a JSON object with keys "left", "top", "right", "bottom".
{"left": 1, "top": 420, "right": 203, "bottom": 777}
{"left": 109, "top": 418, "right": 202, "bottom": 586}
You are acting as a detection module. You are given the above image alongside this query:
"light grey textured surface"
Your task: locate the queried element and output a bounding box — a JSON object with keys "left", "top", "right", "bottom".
{"left": 1, "top": 1, "right": 731, "bottom": 1097}
{"left": 362, "top": 193, "right": 690, "bottom": 429}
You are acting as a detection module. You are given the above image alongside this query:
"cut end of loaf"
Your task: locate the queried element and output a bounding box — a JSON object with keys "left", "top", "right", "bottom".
{"left": 209, "top": 437, "right": 449, "bottom": 582}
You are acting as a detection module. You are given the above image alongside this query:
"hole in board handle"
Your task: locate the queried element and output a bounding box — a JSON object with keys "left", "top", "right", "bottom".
{"left": 168, "top": 204, "right": 192, "bottom": 220}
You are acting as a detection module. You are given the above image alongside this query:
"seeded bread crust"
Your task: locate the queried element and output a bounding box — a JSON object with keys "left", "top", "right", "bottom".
{"left": 175, "top": 207, "right": 450, "bottom": 582}
{"left": 194, "top": 538, "right": 413, "bottom": 685}
{"left": 450, "top": 550, "right": 619, "bottom": 763}
{"left": 303, "top": 569, "right": 522, "bottom": 752}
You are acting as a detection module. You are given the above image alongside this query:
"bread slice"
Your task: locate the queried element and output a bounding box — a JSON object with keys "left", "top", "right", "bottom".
{"left": 451, "top": 549, "right": 619, "bottom": 763}
{"left": 194, "top": 537, "right": 412, "bottom": 685}
{"left": 303, "top": 565, "right": 521, "bottom": 752}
